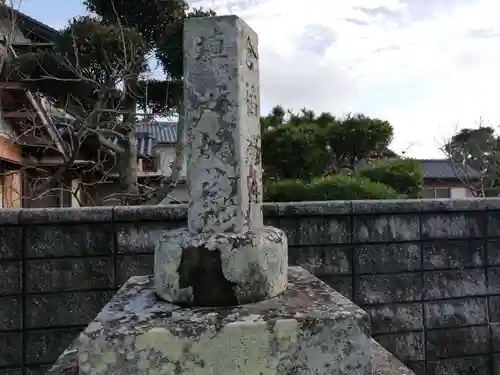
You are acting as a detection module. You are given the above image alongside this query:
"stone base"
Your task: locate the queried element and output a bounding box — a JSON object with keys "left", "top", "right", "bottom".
{"left": 155, "top": 226, "right": 287, "bottom": 306}
{"left": 47, "top": 267, "right": 376, "bottom": 375}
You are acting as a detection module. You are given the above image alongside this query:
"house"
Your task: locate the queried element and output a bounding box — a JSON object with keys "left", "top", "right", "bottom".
{"left": 418, "top": 159, "right": 479, "bottom": 199}
{"left": 0, "top": 4, "right": 69, "bottom": 208}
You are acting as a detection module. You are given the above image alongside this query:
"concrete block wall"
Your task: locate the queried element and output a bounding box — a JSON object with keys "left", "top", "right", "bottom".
{"left": 1, "top": 199, "right": 500, "bottom": 374}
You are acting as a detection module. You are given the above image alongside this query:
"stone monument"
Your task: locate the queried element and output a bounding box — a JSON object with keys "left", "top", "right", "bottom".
{"left": 154, "top": 15, "right": 287, "bottom": 306}
{"left": 46, "top": 15, "right": 415, "bottom": 375}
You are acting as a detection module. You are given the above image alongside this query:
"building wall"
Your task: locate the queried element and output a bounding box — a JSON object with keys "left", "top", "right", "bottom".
{"left": 154, "top": 144, "right": 176, "bottom": 175}
{"left": 0, "top": 115, "right": 22, "bottom": 207}
{"left": 0, "top": 116, "right": 21, "bottom": 164}
{"left": 79, "top": 143, "right": 188, "bottom": 205}
{"left": 82, "top": 179, "right": 189, "bottom": 205}
{"left": 2, "top": 199, "right": 500, "bottom": 374}
{"left": 424, "top": 179, "right": 474, "bottom": 198}
{"left": 2, "top": 170, "right": 21, "bottom": 208}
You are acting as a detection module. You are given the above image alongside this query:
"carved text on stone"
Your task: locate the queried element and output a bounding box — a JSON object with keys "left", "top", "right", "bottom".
{"left": 245, "top": 82, "right": 258, "bottom": 117}
{"left": 194, "top": 35, "right": 227, "bottom": 61}
{"left": 246, "top": 37, "right": 258, "bottom": 71}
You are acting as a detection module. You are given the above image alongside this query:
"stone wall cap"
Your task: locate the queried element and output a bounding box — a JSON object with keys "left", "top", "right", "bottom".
{"left": 421, "top": 198, "right": 499, "bottom": 212}
{"left": 7, "top": 198, "right": 499, "bottom": 226}
{"left": 0, "top": 209, "right": 20, "bottom": 225}
{"left": 352, "top": 200, "right": 422, "bottom": 214}
{"left": 113, "top": 204, "right": 187, "bottom": 222}
{"left": 20, "top": 207, "right": 113, "bottom": 224}
{"left": 269, "top": 201, "right": 352, "bottom": 217}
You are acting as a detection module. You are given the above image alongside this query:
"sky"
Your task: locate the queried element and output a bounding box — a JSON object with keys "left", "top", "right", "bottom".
{"left": 13, "top": 0, "right": 500, "bottom": 158}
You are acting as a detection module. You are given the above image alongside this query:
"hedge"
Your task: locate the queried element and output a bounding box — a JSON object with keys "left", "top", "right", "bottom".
{"left": 356, "top": 158, "right": 423, "bottom": 198}
{"left": 264, "top": 175, "right": 399, "bottom": 202}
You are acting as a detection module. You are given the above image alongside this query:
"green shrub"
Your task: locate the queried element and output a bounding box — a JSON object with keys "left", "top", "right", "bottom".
{"left": 263, "top": 175, "right": 399, "bottom": 202}
{"left": 263, "top": 179, "right": 310, "bottom": 202}
{"left": 484, "top": 187, "right": 500, "bottom": 197}
{"left": 307, "top": 175, "right": 399, "bottom": 200}
{"left": 357, "top": 158, "right": 423, "bottom": 198}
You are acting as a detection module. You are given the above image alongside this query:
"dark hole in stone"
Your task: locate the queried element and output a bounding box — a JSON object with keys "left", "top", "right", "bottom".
{"left": 178, "top": 246, "right": 238, "bottom": 307}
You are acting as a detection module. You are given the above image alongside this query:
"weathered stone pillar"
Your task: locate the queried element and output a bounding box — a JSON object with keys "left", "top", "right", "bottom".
{"left": 154, "top": 15, "right": 288, "bottom": 307}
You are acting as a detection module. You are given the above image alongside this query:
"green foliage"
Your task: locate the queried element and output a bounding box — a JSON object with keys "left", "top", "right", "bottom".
{"left": 307, "top": 175, "right": 399, "bottom": 201}
{"left": 262, "top": 122, "right": 329, "bottom": 181}
{"left": 11, "top": 0, "right": 217, "bottom": 117}
{"left": 260, "top": 105, "right": 286, "bottom": 132}
{"left": 263, "top": 179, "right": 310, "bottom": 202}
{"left": 325, "top": 114, "right": 393, "bottom": 169}
{"left": 263, "top": 175, "right": 399, "bottom": 202}
{"left": 84, "top": 0, "right": 215, "bottom": 113}
{"left": 357, "top": 158, "right": 424, "bottom": 198}
{"left": 484, "top": 187, "right": 500, "bottom": 197}
{"left": 149, "top": 7, "right": 216, "bottom": 112}
{"left": 155, "top": 8, "right": 216, "bottom": 78}
{"left": 315, "top": 112, "right": 335, "bottom": 127}
{"left": 11, "top": 16, "right": 147, "bottom": 113}
{"left": 58, "top": 16, "right": 147, "bottom": 74}
{"left": 444, "top": 125, "right": 500, "bottom": 196}
{"left": 83, "top": 0, "right": 188, "bottom": 49}
{"left": 446, "top": 127, "right": 496, "bottom": 174}
{"left": 261, "top": 107, "right": 395, "bottom": 182}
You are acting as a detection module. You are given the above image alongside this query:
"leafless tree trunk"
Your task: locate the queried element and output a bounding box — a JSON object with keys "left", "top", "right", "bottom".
{"left": 117, "top": 75, "right": 138, "bottom": 200}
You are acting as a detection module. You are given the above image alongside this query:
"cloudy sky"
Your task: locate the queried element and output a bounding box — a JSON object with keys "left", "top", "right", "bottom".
{"left": 16, "top": 0, "right": 500, "bottom": 157}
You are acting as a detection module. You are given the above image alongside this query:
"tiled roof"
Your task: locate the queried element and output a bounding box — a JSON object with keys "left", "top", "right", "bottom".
{"left": 52, "top": 118, "right": 177, "bottom": 158}
{"left": 107, "top": 121, "right": 177, "bottom": 157}
{"left": 137, "top": 122, "right": 177, "bottom": 144}
{"left": 418, "top": 159, "right": 480, "bottom": 180}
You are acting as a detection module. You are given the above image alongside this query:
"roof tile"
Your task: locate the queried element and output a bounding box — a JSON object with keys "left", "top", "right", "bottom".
{"left": 418, "top": 159, "right": 480, "bottom": 180}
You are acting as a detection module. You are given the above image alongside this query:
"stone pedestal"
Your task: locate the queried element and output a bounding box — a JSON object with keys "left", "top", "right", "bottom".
{"left": 155, "top": 226, "right": 287, "bottom": 306}
{"left": 47, "top": 268, "right": 374, "bottom": 375}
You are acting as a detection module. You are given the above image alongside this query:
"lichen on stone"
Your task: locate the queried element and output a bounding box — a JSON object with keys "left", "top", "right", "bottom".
{"left": 155, "top": 226, "right": 288, "bottom": 306}
{"left": 50, "top": 267, "right": 373, "bottom": 374}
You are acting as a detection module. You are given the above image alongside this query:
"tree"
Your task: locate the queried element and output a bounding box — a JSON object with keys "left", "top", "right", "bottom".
{"left": 83, "top": 0, "right": 215, "bottom": 203}
{"left": 2, "top": 0, "right": 215, "bottom": 205}
{"left": 262, "top": 121, "right": 330, "bottom": 181}
{"left": 442, "top": 122, "right": 500, "bottom": 197}
{"left": 261, "top": 107, "right": 394, "bottom": 181}
{"left": 326, "top": 113, "right": 393, "bottom": 171}
{"left": 260, "top": 105, "right": 285, "bottom": 133}
{"left": 4, "top": 13, "right": 150, "bottom": 204}
{"left": 83, "top": 0, "right": 215, "bottom": 204}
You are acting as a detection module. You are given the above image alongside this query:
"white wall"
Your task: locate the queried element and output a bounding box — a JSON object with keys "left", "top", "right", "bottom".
{"left": 450, "top": 187, "right": 467, "bottom": 199}
{"left": 153, "top": 144, "right": 189, "bottom": 203}
{"left": 154, "top": 145, "right": 176, "bottom": 176}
